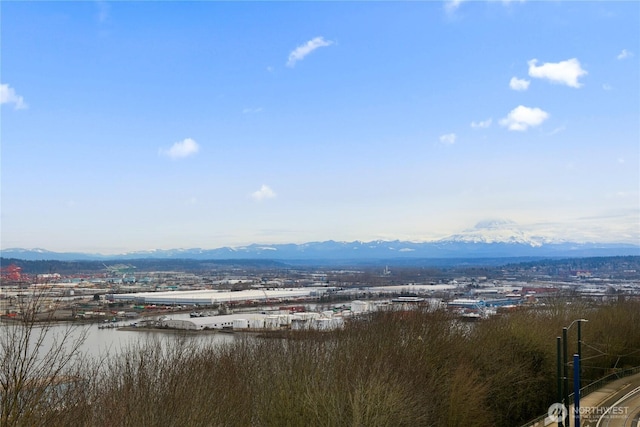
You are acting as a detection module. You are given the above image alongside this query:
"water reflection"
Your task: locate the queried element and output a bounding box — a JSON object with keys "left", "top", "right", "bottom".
{"left": 1, "top": 314, "right": 237, "bottom": 362}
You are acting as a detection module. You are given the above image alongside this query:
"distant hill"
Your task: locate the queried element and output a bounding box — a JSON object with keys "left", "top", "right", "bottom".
{"left": 2, "top": 239, "right": 638, "bottom": 262}
{"left": 3, "top": 220, "right": 638, "bottom": 262}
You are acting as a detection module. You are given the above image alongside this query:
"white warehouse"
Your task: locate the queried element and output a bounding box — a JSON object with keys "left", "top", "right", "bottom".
{"left": 108, "top": 287, "right": 333, "bottom": 306}
{"left": 159, "top": 311, "right": 347, "bottom": 331}
{"left": 160, "top": 313, "right": 269, "bottom": 330}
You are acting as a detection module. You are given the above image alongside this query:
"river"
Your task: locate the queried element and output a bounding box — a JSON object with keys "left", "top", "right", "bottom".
{"left": 1, "top": 312, "right": 238, "bottom": 361}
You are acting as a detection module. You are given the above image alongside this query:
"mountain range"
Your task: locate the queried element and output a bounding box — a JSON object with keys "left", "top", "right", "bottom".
{"left": 2, "top": 220, "right": 638, "bottom": 261}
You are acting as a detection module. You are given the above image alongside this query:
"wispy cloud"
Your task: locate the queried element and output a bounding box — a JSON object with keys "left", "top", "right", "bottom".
{"left": 471, "top": 118, "right": 492, "bottom": 129}
{"left": 287, "top": 37, "right": 333, "bottom": 67}
{"left": 159, "top": 138, "right": 200, "bottom": 159}
{"left": 95, "top": 0, "right": 110, "bottom": 23}
{"left": 499, "top": 105, "right": 549, "bottom": 131}
{"left": 528, "top": 58, "right": 587, "bottom": 88}
{"left": 242, "top": 107, "right": 263, "bottom": 114}
{"left": 439, "top": 133, "right": 457, "bottom": 144}
{"left": 444, "top": 0, "right": 465, "bottom": 13}
{"left": 546, "top": 126, "right": 566, "bottom": 136}
{"left": 617, "top": 49, "right": 633, "bottom": 60}
{"left": 251, "top": 184, "right": 276, "bottom": 201}
{"left": 446, "top": 0, "right": 523, "bottom": 14}
{"left": 0, "top": 83, "right": 28, "bottom": 110}
{"left": 509, "top": 76, "right": 530, "bottom": 91}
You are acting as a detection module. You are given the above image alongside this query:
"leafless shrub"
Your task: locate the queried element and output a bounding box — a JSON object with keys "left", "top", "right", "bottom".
{"left": 4, "top": 297, "right": 639, "bottom": 426}
{"left": 0, "top": 287, "right": 89, "bottom": 426}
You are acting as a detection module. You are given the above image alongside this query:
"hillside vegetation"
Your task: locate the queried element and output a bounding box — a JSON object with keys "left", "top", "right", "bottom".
{"left": 2, "top": 300, "right": 640, "bottom": 426}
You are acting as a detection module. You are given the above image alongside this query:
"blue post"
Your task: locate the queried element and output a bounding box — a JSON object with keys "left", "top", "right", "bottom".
{"left": 563, "top": 328, "right": 569, "bottom": 411}
{"left": 574, "top": 353, "right": 580, "bottom": 427}
{"left": 557, "top": 337, "right": 564, "bottom": 427}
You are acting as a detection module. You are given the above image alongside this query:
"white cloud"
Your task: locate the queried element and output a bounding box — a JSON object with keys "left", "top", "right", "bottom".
{"left": 602, "top": 83, "right": 613, "bottom": 91}
{"left": 159, "top": 138, "right": 200, "bottom": 159}
{"left": 527, "top": 58, "right": 587, "bottom": 88}
{"left": 471, "top": 118, "right": 492, "bottom": 129}
{"left": 0, "top": 84, "right": 28, "bottom": 109}
{"left": 251, "top": 185, "right": 276, "bottom": 201}
{"left": 617, "top": 49, "right": 633, "bottom": 60}
{"left": 242, "top": 107, "right": 263, "bottom": 114}
{"left": 439, "top": 133, "right": 457, "bottom": 144}
{"left": 499, "top": 105, "right": 549, "bottom": 131}
{"left": 287, "top": 37, "right": 333, "bottom": 67}
{"left": 509, "top": 77, "right": 530, "bottom": 91}
{"left": 445, "top": 0, "right": 465, "bottom": 13}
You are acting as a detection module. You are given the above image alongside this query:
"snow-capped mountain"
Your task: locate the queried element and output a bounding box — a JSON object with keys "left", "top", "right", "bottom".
{"left": 440, "top": 219, "right": 552, "bottom": 246}
{"left": 2, "top": 220, "right": 638, "bottom": 261}
{"left": 2, "top": 240, "right": 638, "bottom": 262}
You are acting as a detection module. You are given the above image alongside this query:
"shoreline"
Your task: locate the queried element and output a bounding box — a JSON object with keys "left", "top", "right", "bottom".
{"left": 114, "top": 326, "right": 293, "bottom": 339}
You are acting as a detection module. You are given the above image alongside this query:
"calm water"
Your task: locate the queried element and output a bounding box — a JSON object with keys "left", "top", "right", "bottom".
{"left": 79, "top": 323, "right": 236, "bottom": 359}
{"left": 2, "top": 312, "right": 237, "bottom": 361}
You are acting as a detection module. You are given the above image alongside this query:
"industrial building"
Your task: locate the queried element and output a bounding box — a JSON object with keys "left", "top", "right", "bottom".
{"left": 156, "top": 311, "right": 347, "bottom": 331}
{"left": 160, "top": 313, "right": 269, "bottom": 330}
{"left": 108, "top": 287, "right": 333, "bottom": 306}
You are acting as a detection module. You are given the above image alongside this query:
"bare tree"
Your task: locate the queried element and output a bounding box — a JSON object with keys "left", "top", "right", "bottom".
{"left": 0, "top": 286, "right": 88, "bottom": 426}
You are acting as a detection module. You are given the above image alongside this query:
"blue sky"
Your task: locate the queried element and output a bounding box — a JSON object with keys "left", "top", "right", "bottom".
{"left": 1, "top": 1, "right": 639, "bottom": 254}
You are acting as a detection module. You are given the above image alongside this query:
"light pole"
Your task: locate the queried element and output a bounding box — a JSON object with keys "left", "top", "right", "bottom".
{"left": 574, "top": 353, "right": 581, "bottom": 427}
{"left": 577, "top": 320, "right": 585, "bottom": 386}
{"left": 560, "top": 319, "right": 588, "bottom": 427}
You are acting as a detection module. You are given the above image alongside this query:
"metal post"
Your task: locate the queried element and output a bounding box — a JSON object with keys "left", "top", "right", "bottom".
{"left": 563, "top": 327, "right": 569, "bottom": 413}
{"left": 557, "top": 336, "right": 564, "bottom": 427}
{"left": 577, "top": 321, "right": 582, "bottom": 361}
{"left": 574, "top": 354, "right": 581, "bottom": 427}
{"left": 577, "top": 320, "right": 582, "bottom": 390}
